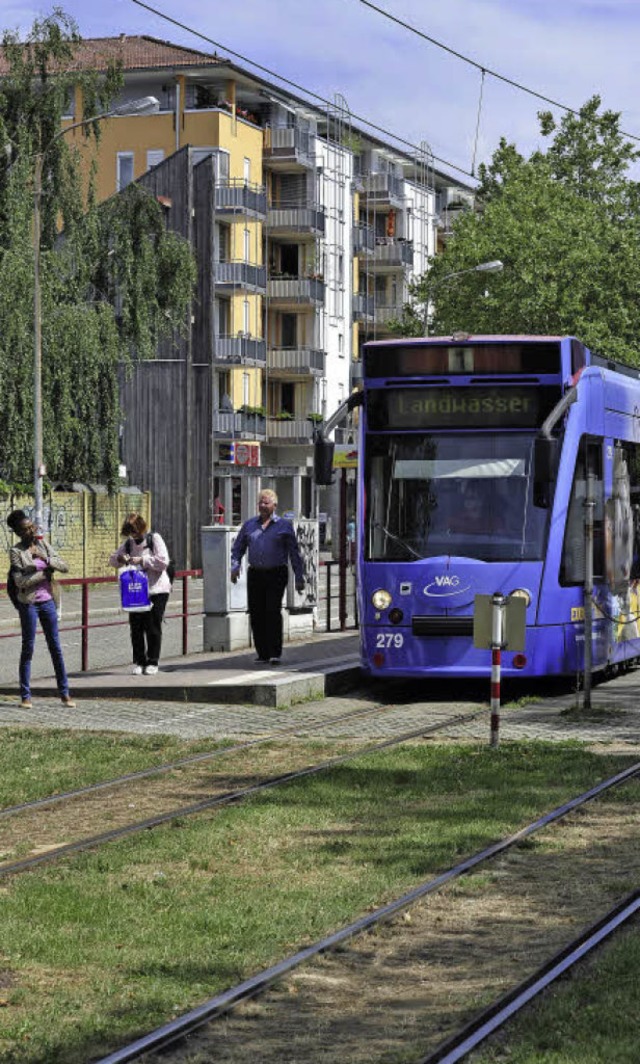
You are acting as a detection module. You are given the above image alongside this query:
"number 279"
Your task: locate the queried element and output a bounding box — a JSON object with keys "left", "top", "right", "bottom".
{"left": 376, "top": 633, "right": 404, "bottom": 648}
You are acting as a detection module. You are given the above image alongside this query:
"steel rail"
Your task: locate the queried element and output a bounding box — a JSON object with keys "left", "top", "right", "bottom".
{"left": 92, "top": 760, "right": 640, "bottom": 1064}
{"left": 0, "top": 709, "right": 485, "bottom": 879}
{"left": 1, "top": 696, "right": 443, "bottom": 819}
{"left": 419, "top": 889, "right": 640, "bottom": 1064}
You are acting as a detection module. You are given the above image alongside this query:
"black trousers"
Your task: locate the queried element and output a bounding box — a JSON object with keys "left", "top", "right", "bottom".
{"left": 247, "top": 566, "right": 289, "bottom": 661}
{"left": 128, "top": 593, "right": 169, "bottom": 666}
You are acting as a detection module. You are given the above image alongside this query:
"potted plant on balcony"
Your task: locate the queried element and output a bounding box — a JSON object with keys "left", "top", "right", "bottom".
{"left": 307, "top": 412, "right": 324, "bottom": 424}
{"left": 274, "top": 411, "right": 294, "bottom": 420}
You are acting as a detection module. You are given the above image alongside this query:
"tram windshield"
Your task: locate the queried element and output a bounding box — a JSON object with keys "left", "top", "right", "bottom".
{"left": 365, "top": 433, "right": 549, "bottom": 562}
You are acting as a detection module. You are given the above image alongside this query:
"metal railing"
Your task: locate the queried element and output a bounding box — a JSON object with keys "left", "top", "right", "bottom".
{"left": 214, "top": 335, "right": 267, "bottom": 366}
{"left": 0, "top": 571, "right": 202, "bottom": 671}
{"left": 322, "top": 560, "right": 358, "bottom": 632}
{"left": 214, "top": 180, "right": 267, "bottom": 217}
{"left": 268, "top": 346, "right": 325, "bottom": 375}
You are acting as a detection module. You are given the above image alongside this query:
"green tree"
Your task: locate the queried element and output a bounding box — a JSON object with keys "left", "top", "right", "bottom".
{"left": 398, "top": 96, "right": 640, "bottom": 364}
{"left": 0, "top": 9, "right": 196, "bottom": 491}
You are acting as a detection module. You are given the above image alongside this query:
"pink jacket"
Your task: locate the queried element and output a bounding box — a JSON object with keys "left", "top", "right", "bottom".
{"left": 109, "top": 532, "right": 172, "bottom": 595}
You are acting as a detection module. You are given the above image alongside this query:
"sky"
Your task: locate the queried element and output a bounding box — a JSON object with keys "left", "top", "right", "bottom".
{"left": 2, "top": 0, "right": 640, "bottom": 185}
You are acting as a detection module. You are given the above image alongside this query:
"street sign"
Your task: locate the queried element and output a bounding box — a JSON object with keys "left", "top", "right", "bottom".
{"left": 473, "top": 594, "right": 526, "bottom": 651}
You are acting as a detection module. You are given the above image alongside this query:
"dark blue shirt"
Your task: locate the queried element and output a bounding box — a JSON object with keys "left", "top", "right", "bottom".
{"left": 231, "top": 515, "right": 304, "bottom": 583}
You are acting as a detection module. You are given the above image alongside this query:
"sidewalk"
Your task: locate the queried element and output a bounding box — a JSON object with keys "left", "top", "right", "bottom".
{"left": 0, "top": 631, "right": 362, "bottom": 708}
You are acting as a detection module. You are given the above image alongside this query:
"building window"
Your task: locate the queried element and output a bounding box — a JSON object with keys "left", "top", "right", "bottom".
{"left": 243, "top": 157, "right": 251, "bottom": 184}
{"left": 338, "top": 333, "right": 344, "bottom": 357}
{"left": 146, "top": 149, "right": 165, "bottom": 172}
{"left": 244, "top": 228, "right": 251, "bottom": 263}
{"left": 243, "top": 372, "right": 250, "bottom": 407}
{"left": 116, "top": 152, "right": 134, "bottom": 192}
{"left": 243, "top": 299, "right": 250, "bottom": 335}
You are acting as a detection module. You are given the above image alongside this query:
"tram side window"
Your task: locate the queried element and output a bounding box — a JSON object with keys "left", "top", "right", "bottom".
{"left": 626, "top": 443, "right": 640, "bottom": 580}
{"left": 560, "top": 442, "right": 604, "bottom": 585}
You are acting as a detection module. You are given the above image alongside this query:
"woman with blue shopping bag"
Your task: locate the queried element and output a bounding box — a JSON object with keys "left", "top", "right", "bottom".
{"left": 110, "top": 513, "right": 171, "bottom": 675}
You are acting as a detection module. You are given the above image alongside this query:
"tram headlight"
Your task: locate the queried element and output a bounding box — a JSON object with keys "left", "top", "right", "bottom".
{"left": 508, "top": 588, "right": 532, "bottom": 607}
{"left": 371, "top": 588, "right": 392, "bottom": 611}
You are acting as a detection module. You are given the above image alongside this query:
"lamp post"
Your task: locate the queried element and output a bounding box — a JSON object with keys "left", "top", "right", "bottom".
{"left": 31, "top": 95, "right": 160, "bottom": 534}
{"left": 421, "top": 259, "right": 504, "bottom": 335}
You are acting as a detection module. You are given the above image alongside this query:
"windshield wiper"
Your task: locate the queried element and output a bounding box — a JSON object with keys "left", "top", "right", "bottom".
{"left": 374, "top": 523, "right": 424, "bottom": 560}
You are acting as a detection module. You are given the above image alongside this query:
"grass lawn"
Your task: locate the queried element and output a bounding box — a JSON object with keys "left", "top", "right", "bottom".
{"left": 0, "top": 727, "right": 229, "bottom": 808}
{"left": 0, "top": 737, "right": 637, "bottom": 1063}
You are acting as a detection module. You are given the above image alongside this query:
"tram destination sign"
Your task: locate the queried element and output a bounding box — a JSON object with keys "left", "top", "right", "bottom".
{"left": 368, "top": 386, "right": 559, "bottom": 430}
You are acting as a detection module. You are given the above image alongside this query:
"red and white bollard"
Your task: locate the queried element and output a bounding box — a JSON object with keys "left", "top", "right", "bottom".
{"left": 490, "top": 592, "right": 506, "bottom": 749}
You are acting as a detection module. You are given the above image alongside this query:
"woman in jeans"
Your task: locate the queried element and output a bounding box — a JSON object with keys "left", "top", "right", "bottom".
{"left": 8, "top": 513, "right": 75, "bottom": 710}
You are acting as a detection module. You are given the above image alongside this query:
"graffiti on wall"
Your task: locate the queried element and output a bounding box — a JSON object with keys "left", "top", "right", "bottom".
{"left": 0, "top": 493, "right": 150, "bottom": 578}
{"left": 293, "top": 519, "right": 318, "bottom": 608}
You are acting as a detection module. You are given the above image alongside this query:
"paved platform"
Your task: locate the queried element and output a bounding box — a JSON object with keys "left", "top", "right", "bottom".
{"left": 0, "top": 632, "right": 362, "bottom": 708}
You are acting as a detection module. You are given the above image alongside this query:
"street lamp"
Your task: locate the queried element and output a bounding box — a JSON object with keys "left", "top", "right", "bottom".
{"left": 32, "top": 95, "right": 160, "bottom": 534}
{"left": 421, "top": 259, "right": 504, "bottom": 334}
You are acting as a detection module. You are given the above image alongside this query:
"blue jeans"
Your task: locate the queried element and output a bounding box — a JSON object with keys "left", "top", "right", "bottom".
{"left": 19, "top": 598, "right": 69, "bottom": 701}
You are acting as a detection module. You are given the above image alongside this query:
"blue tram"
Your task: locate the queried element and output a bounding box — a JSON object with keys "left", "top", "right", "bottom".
{"left": 353, "top": 334, "right": 640, "bottom": 679}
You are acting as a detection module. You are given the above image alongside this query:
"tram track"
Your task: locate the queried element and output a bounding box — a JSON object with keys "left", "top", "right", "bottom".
{"left": 90, "top": 761, "right": 640, "bottom": 1064}
{"left": 0, "top": 704, "right": 488, "bottom": 879}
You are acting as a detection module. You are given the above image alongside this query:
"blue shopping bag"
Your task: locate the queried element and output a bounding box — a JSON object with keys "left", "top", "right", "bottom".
{"left": 119, "top": 565, "right": 152, "bottom": 612}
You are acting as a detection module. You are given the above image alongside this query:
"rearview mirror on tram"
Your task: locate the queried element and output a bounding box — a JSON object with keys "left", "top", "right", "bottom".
{"left": 314, "top": 436, "right": 335, "bottom": 485}
{"left": 533, "top": 436, "right": 559, "bottom": 508}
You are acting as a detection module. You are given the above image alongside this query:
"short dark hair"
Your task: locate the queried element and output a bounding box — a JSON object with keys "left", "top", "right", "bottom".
{"left": 7, "top": 509, "right": 27, "bottom": 533}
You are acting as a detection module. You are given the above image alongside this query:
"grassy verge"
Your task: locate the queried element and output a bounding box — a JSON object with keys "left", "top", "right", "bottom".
{"left": 0, "top": 728, "right": 229, "bottom": 807}
{"left": 475, "top": 924, "right": 640, "bottom": 1063}
{"left": 0, "top": 740, "right": 637, "bottom": 1063}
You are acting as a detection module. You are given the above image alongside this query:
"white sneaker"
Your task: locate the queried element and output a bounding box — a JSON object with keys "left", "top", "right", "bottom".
{"left": 145, "top": 665, "right": 159, "bottom": 675}
{"left": 131, "top": 665, "right": 143, "bottom": 675}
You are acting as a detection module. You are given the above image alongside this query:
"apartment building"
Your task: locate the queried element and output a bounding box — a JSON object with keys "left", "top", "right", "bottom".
{"left": 32, "top": 35, "right": 475, "bottom": 565}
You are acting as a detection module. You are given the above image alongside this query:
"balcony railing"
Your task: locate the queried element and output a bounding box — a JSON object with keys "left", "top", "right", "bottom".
{"left": 268, "top": 346, "right": 325, "bottom": 376}
{"left": 360, "top": 171, "right": 404, "bottom": 204}
{"left": 267, "top": 417, "right": 314, "bottom": 443}
{"left": 267, "top": 277, "right": 325, "bottom": 304}
{"left": 369, "top": 238, "right": 414, "bottom": 270}
{"left": 214, "top": 261, "right": 267, "bottom": 292}
{"left": 375, "top": 303, "right": 405, "bottom": 326}
{"left": 213, "top": 335, "right": 267, "bottom": 366}
{"left": 215, "top": 180, "right": 267, "bottom": 218}
{"left": 267, "top": 204, "right": 326, "bottom": 237}
{"left": 263, "top": 126, "right": 316, "bottom": 168}
{"left": 212, "top": 411, "right": 267, "bottom": 438}
{"left": 353, "top": 222, "right": 376, "bottom": 255}
{"left": 352, "top": 293, "right": 375, "bottom": 321}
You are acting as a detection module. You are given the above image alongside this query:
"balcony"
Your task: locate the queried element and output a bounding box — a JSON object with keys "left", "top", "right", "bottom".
{"left": 212, "top": 410, "right": 267, "bottom": 439}
{"left": 267, "top": 204, "right": 326, "bottom": 238}
{"left": 263, "top": 126, "right": 316, "bottom": 169}
{"left": 215, "top": 180, "right": 267, "bottom": 219}
{"left": 267, "top": 276, "right": 325, "bottom": 306}
{"left": 375, "top": 303, "right": 404, "bottom": 327}
{"left": 268, "top": 346, "right": 325, "bottom": 377}
{"left": 367, "top": 238, "right": 414, "bottom": 272}
{"left": 213, "top": 261, "right": 267, "bottom": 293}
{"left": 360, "top": 171, "right": 404, "bottom": 206}
{"left": 352, "top": 293, "right": 375, "bottom": 322}
{"left": 267, "top": 417, "right": 314, "bottom": 443}
{"left": 353, "top": 222, "right": 375, "bottom": 255}
{"left": 213, "top": 335, "right": 267, "bottom": 367}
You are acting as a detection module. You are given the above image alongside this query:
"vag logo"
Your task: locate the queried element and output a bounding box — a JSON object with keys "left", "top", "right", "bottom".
{"left": 424, "top": 574, "right": 471, "bottom": 597}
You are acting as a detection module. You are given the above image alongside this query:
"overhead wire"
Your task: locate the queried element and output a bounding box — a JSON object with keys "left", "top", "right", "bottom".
{"left": 129, "top": 0, "right": 475, "bottom": 179}
{"left": 357, "top": 0, "right": 640, "bottom": 146}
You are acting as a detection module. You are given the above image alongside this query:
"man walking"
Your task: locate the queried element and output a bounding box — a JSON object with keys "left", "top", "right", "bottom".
{"left": 231, "top": 489, "right": 305, "bottom": 665}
